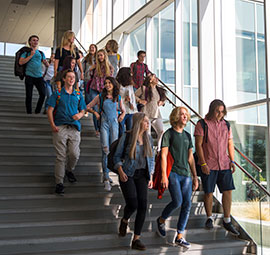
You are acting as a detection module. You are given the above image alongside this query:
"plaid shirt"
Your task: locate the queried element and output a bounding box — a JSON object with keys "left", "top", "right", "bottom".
{"left": 90, "top": 65, "right": 113, "bottom": 92}
{"left": 130, "top": 60, "right": 150, "bottom": 89}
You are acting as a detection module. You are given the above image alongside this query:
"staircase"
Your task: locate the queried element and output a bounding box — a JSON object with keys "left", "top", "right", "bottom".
{"left": 0, "top": 55, "right": 253, "bottom": 254}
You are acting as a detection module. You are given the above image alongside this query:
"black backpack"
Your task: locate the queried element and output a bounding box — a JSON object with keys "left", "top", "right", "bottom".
{"left": 194, "top": 119, "right": 230, "bottom": 176}
{"left": 107, "top": 132, "right": 130, "bottom": 174}
{"left": 14, "top": 47, "right": 43, "bottom": 80}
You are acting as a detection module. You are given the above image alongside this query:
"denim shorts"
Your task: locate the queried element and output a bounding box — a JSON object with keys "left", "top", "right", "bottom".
{"left": 201, "top": 169, "right": 235, "bottom": 194}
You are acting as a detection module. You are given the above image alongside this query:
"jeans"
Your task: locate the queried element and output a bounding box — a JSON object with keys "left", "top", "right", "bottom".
{"left": 119, "top": 113, "right": 133, "bottom": 137}
{"left": 161, "top": 172, "right": 192, "bottom": 233}
{"left": 44, "top": 80, "right": 53, "bottom": 110}
{"left": 89, "top": 88, "right": 99, "bottom": 131}
{"left": 25, "top": 76, "right": 45, "bottom": 114}
{"left": 100, "top": 116, "right": 119, "bottom": 180}
{"left": 120, "top": 169, "right": 148, "bottom": 235}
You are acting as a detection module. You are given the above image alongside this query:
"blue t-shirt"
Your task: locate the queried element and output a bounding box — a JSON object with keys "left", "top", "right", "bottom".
{"left": 47, "top": 88, "right": 86, "bottom": 131}
{"left": 21, "top": 50, "right": 45, "bottom": 78}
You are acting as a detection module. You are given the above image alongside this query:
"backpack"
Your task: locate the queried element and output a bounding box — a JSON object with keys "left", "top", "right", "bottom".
{"left": 14, "top": 47, "right": 44, "bottom": 80}
{"left": 194, "top": 119, "right": 230, "bottom": 176}
{"left": 107, "top": 132, "right": 130, "bottom": 174}
{"left": 53, "top": 88, "right": 81, "bottom": 119}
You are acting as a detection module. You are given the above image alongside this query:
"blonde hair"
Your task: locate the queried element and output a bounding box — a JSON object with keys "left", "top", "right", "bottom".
{"left": 129, "top": 113, "right": 152, "bottom": 159}
{"left": 169, "top": 107, "right": 191, "bottom": 128}
{"left": 60, "top": 30, "right": 76, "bottom": 57}
{"left": 105, "top": 39, "right": 119, "bottom": 53}
{"left": 96, "top": 49, "right": 111, "bottom": 77}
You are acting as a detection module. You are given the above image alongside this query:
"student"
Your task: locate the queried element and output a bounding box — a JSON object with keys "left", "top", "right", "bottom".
{"left": 156, "top": 107, "right": 199, "bottom": 249}
{"left": 116, "top": 67, "right": 137, "bottom": 137}
{"left": 55, "top": 56, "right": 79, "bottom": 90}
{"left": 19, "top": 35, "right": 49, "bottom": 114}
{"left": 130, "top": 50, "right": 150, "bottom": 90}
{"left": 82, "top": 44, "right": 97, "bottom": 104}
{"left": 54, "top": 30, "right": 83, "bottom": 80}
{"left": 88, "top": 49, "right": 114, "bottom": 137}
{"left": 135, "top": 73, "right": 166, "bottom": 150}
{"left": 43, "top": 53, "right": 55, "bottom": 114}
{"left": 114, "top": 112, "right": 155, "bottom": 251}
{"left": 87, "top": 77, "right": 125, "bottom": 191}
{"left": 47, "top": 69, "right": 86, "bottom": 194}
{"left": 105, "top": 39, "right": 122, "bottom": 78}
{"left": 194, "top": 99, "right": 239, "bottom": 236}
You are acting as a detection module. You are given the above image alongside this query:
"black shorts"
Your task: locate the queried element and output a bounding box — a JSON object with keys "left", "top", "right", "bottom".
{"left": 201, "top": 169, "right": 235, "bottom": 194}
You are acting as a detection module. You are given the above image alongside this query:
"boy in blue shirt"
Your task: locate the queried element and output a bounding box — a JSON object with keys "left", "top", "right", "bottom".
{"left": 19, "top": 35, "right": 49, "bottom": 114}
{"left": 47, "top": 69, "right": 86, "bottom": 194}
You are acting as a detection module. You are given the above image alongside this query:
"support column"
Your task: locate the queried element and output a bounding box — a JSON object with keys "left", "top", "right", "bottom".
{"left": 197, "top": 0, "right": 216, "bottom": 116}
{"left": 264, "top": 0, "right": 270, "bottom": 193}
{"left": 146, "top": 17, "right": 153, "bottom": 71}
{"left": 54, "top": 0, "right": 72, "bottom": 49}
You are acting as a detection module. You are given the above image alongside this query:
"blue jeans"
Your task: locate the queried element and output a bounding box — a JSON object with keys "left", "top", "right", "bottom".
{"left": 119, "top": 113, "right": 133, "bottom": 137}
{"left": 100, "top": 116, "right": 119, "bottom": 179}
{"left": 89, "top": 88, "right": 99, "bottom": 131}
{"left": 44, "top": 80, "right": 53, "bottom": 110}
{"left": 161, "top": 172, "right": 192, "bottom": 233}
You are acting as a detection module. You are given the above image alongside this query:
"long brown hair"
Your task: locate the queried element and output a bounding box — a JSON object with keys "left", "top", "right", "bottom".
{"left": 128, "top": 113, "right": 152, "bottom": 159}
{"left": 101, "top": 77, "right": 119, "bottom": 102}
{"left": 205, "top": 99, "right": 227, "bottom": 120}
{"left": 84, "top": 44, "right": 97, "bottom": 65}
{"left": 143, "top": 74, "right": 166, "bottom": 102}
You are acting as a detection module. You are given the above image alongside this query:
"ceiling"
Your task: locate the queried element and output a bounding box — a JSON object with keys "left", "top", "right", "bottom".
{"left": 0, "top": 0, "right": 54, "bottom": 47}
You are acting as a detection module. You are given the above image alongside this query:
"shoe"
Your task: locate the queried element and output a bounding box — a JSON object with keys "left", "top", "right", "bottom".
{"left": 131, "top": 239, "right": 146, "bottom": 250}
{"left": 65, "top": 171, "right": 77, "bottom": 183}
{"left": 104, "top": 180, "right": 111, "bottom": 191}
{"left": 205, "top": 218, "right": 213, "bottom": 229}
{"left": 95, "top": 131, "right": 100, "bottom": 138}
{"left": 156, "top": 217, "right": 166, "bottom": 238}
{"left": 223, "top": 221, "right": 240, "bottom": 236}
{"left": 55, "top": 183, "right": 64, "bottom": 194}
{"left": 119, "top": 218, "right": 128, "bottom": 237}
{"left": 103, "top": 176, "right": 113, "bottom": 184}
{"left": 175, "top": 237, "right": 191, "bottom": 249}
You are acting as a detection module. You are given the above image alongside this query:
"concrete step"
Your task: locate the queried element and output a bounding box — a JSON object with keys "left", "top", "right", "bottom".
{"left": 0, "top": 230, "right": 248, "bottom": 255}
{"left": 0, "top": 191, "right": 205, "bottom": 210}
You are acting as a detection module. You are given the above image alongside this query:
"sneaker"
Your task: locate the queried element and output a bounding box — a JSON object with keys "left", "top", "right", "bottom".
{"left": 223, "top": 221, "right": 240, "bottom": 236}
{"left": 131, "top": 239, "right": 146, "bottom": 250}
{"left": 156, "top": 217, "right": 166, "bottom": 238}
{"left": 103, "top": 176, "right": 113, "bottom": 184}
{"left": 65, "top": 171, "right": 77, "bottom": 183}
{"left": 119, "top": 218, "right": 128, "bottom": 237}
{"left": 175, "top": 237, "right": 191, "bottom": 249}
{"left": 205, "top": 218, "right": 214, "bottom": 229}
{"left": 55, "top": 183, "right": 64, "bottom": 194}
{"left": 104, "top": 180, "right": 111, "bottom": 191}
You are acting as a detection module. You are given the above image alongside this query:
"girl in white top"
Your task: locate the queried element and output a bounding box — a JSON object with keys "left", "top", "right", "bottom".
{"left": 116, "top": 67, "right": 137, "bottom": 137}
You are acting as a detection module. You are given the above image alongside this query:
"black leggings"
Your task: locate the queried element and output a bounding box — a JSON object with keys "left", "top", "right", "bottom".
{"left": 25, "top": 76, "right": 45, "bottom": 114}
{"left": 119, "top": 169, "right": 148, "bottom": 236}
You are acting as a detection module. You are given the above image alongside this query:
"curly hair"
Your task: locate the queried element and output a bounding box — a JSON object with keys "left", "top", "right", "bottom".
{"left": 101, "top": 77, "right": 120, "bottom": 102}
{"left": 116, "top": 67, "right": 132, "bottom": 87}
{"left": 105, "top": 39, "right": 119, "bottom": 53}
{"left": 169, "top": 107, "right": 191, "bottom": 128}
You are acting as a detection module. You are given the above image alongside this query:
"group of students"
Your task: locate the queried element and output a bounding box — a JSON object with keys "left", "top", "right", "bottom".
{"left": 19, "top": 31, "right": 240, "bottom": 251}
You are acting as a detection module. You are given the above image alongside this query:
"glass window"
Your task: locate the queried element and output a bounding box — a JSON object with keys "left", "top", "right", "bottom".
{"left": 152, "top": 3, "right": 175, "bottom": 85}
{"left": 0, "top": 42, "right": 4, "bottom": 55}
{"left": 235, "top": 0, "right": 266, "bottom": 104}
{"left": 129, "top": 23, "right": 146, "bottom": 63}
{"left": 113, "top": 0, "right": 124, "bottom": 29}
{"left": 128, "top": 0, "right": 146, "bottom": 16}
{"left": 5, "top": 43, "right": 25, "bottom": 56}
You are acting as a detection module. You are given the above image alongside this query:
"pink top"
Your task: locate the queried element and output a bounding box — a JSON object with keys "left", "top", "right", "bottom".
{"left": 90, "top": 65, "right": 113, "bottom": 92}
{"left": 194, "top": 119, "right": 233, "bottom": 170}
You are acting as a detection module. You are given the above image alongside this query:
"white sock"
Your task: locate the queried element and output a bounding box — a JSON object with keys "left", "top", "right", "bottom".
{"left": 207, "top": 216, "right": 213, "bottom": 221}
{"left": 223, "top": 217, "right": 231, "bottom": 223}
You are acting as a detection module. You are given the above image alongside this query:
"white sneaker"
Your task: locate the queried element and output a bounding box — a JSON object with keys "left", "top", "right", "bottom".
{"left": 104, "top": 180, "right": 111, "bottom": 191}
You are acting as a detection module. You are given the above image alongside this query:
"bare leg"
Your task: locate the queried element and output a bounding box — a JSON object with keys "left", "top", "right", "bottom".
{"left": 222, "top": 190, "right": 232, "bottom": 218}
{"left": 204, "top": 193, "right": 213, "bottom": 217}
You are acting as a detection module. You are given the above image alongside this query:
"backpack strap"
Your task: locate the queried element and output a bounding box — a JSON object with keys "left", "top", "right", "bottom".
{"left": 99, "top": 93, "right": 103, "bottom": 114}
{"left": 117, "top": 94, "right": 121, "bottom": 115}
{"left": 117, "top": 53, "right": 121, "bottom": 67}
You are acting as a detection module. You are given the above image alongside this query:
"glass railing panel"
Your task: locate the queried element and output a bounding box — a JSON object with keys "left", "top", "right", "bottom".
{"left": 0, "top": 42, "right": 4, "bottom": 55}
{"left": 231, "top": 179, "right": 270, "bottom": 254}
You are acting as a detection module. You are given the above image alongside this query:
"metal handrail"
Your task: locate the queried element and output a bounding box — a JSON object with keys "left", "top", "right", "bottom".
{"left": 157, "top": 77, "right": 269, "bottom": 197}
{"left": 74, "top": 37, "right": 87, "bottom": 54}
